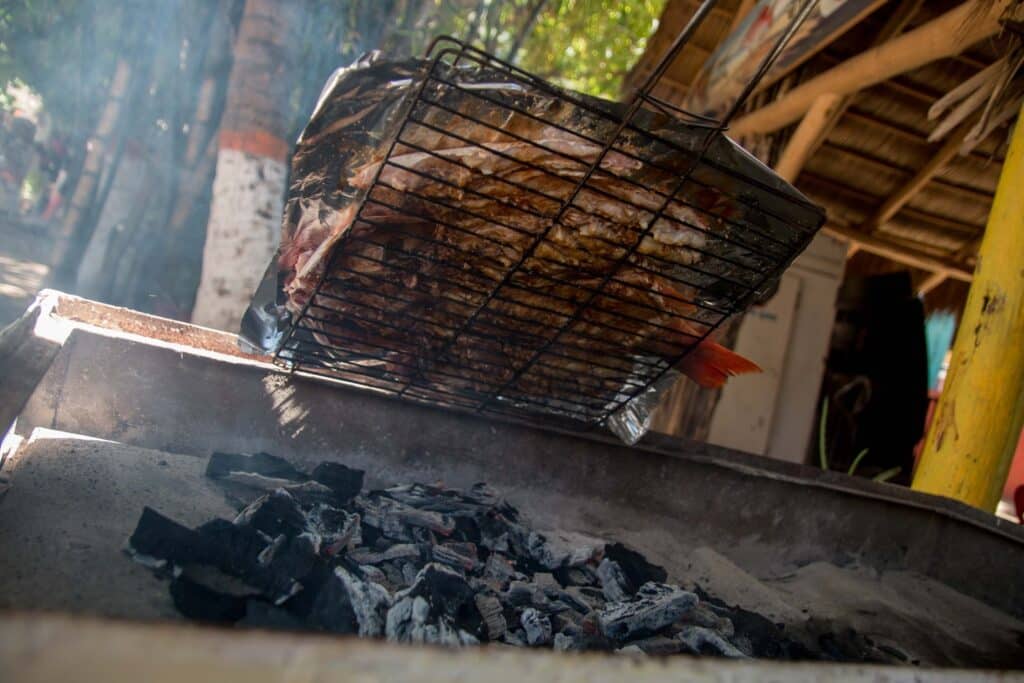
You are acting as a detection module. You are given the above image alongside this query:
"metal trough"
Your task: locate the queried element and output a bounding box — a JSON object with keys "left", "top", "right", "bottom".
{"left": 1, "top": 291, "right": 1023, "bottom": 678}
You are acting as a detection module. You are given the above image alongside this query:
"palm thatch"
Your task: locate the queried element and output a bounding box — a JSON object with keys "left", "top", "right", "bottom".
{"left": 626, "top": 0, "right": 1022, "bottom": 310}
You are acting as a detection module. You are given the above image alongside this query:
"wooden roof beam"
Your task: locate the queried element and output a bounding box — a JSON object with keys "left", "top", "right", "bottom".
{"left": 818, "top": 141, "right": 994, "bottom": 203}
{"left": 730, "top": 0, "right": 1013, "bottom": 136}
{"left": 824, "top": 223, "right": 974, "bottom": 282}
{"left": 860, "top": 122, "right": 975, "bottom": 231}
{"left": 773, "top": 1, "right": 923, "bottom": 183}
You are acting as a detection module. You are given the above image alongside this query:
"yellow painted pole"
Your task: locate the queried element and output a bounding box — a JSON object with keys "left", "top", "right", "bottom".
{"left": 912, "top": 104, "right": 1024, "bottom": 510}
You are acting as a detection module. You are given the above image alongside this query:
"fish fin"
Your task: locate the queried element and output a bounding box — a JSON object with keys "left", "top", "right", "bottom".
{"left": 676, "top": 341, "right": 761, "bottom": 389}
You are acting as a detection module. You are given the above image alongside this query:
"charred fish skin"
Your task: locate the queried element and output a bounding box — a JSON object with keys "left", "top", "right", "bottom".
{"left": 243, "top": 52, "right": 823, "bottom": 422}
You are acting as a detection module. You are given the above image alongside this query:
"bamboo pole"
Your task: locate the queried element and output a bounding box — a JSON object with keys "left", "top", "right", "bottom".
{"left": 912, "top": 106, "right": 1024, "bottom": 511}
{"left": 772, "top": 1, "right": 922, "bottom": 183}
{"left": 774, "top": 93, "right": 843, "bottom": 182}
{"left": 730, "top": 0, "right": 1012, "bottom": 136}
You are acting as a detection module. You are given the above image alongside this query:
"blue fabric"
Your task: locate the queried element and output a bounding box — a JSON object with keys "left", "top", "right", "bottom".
{"left": 924, "top": 311, "right": 956, "bottom": 391}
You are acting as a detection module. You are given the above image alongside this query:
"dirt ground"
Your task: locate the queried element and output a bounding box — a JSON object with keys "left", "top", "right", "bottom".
{"left": 0, "top": 211, "right": 54, "bottom": 327}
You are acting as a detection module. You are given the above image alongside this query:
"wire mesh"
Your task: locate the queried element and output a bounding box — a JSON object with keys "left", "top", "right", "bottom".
{"left": 272, "top": 5, "right": 825, "bottom": 430}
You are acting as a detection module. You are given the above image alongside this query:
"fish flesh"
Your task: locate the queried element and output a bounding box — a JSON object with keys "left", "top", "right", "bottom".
{"left": 242, "top": 54, "right": 824, "bottom": 422}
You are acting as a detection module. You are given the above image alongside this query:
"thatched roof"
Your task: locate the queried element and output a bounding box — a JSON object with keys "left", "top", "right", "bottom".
{"left": 625, "top": 0, "right": 1021, "bottom": 311}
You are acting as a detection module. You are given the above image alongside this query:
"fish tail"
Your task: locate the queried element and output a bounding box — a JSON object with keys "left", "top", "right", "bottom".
{"left": 676, "top": 341, "right": 761, "bottom": 389}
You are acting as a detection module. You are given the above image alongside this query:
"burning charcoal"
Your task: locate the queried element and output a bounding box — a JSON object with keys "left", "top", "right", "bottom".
{"left": 206, "top": 451, "right": 306, "bottom": 482}
{"left": 676, "top": 625, "right": 748, "bottom": 659}
{"left": 169, "top": 574, "right": 249, "bottom": 624}
{"left": 349, "top": 543, "right": 420, "bottom": 565}
{"left": 432, "top": 542, "right": 478, "bottom": 571}
{"left": 521, "top": 608, "right": 552, "bottom": 646}
{"left": 238, "top": 599, "right": 307, "bottom": 631}
{"left": 474, "top": 593, "right": 507, "bottom": 640}
{"left": 235, "top": 489, "right": 309, "bottom": 539}
{"left": 597, "top": 583, "right": 698, "bottom": 642}
{"left": 127, "top": 507, "right": 206, "bottom": 567}
{"left": 629, "top": 635, "right": 684, "bottom": 656}
{"left": 603, "top": 543, "right": 667, "bottom": 593}
{"left": 526, "top": 531, "right": 602, "bottom": 570}
{"left": 597, "top": 559, "right": 631, "bottom": 602}
{"left": 311, "top": 462, "right": 364, "bottom": 504}
{"left": 334, "top": 566, "right": 391, "bottom": 637}
{"left": 553, "top": 632, "right": 577, "bottom": 651}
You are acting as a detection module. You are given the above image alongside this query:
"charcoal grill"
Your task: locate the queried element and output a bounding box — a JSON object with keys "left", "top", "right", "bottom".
{"left": 270, "top": 0, "right": 826, "bottom": 430}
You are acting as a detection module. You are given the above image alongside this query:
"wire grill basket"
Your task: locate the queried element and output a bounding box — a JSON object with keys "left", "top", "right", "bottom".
{"left": 261, "top": 2, "right": 825, "bottom": 430}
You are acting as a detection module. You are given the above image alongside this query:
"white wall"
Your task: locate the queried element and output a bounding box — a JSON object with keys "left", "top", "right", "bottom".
{"left": 706, "top": 233, "right": 847, "bottom": 464}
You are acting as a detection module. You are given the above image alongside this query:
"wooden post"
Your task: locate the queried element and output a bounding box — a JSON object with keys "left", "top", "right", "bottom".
{"left": 730, "top": 0, "right": 1012, "bottom": 136}
{"left": 912, "top": 106, "right": 1024, "bottom": 511}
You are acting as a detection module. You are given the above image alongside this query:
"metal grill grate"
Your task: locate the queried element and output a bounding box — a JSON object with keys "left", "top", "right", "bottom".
{"left": 272, "top": 1, "right": 825, "bottom": 430}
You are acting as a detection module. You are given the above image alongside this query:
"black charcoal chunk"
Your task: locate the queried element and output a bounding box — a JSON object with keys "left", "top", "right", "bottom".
{"left": 238, "top": 599, "right": 308, "bottom": 631}
{"left": 521, "top": 607, "right": 552, "bottom": 646}
{"left": 206, "top": 452, "right": 306, "bottom": 481}
{"left": 597, "top": 559, "right": 630, "bottom": 602}
{"left": 526, "top": 531, "right": 602, "bottom": 570}
{"left": 403, "top": 563, "right": 477, "bottom": 625}
{"left": 630, "top": 635, "right": 684, "bottom": 655}
{"left": 676, "top": 625, "right": 748, "bottom": 658}
{"left": 128, "top": 507, "right": 206, "bottom": 566}
{"left": 597, "top": 583, "right": 698, "bottom": 641}
{"left": 349, "top": 543, "right": 420, "bottom": 565}
{"left": 504, "top": 581, "right": 550, "bottom": 610}
{"left": 432, "top": 542, "right": 478, "bottom": 571}
{"left": 236, "top": 489, "right": 309, "bottom": 538}
{"left": 308, "top": 569, "right": 359, "bottom": 634}
{"left": 311, "top": 462, "right": 364, "bottom": 504}
{"left": 679, "top": 603, "right": 735, "bottom": 638}
{"left": 169, "top": 574, "right": 249, "bottom": 624}
{"left": 554, "top": 565, "right": 598, "bottom": 588}
{"left": 483, "top": 553, "right": 518, "bottom": 584}
{"left": 603, "top": 543, "right": 666, "bottom": 592}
